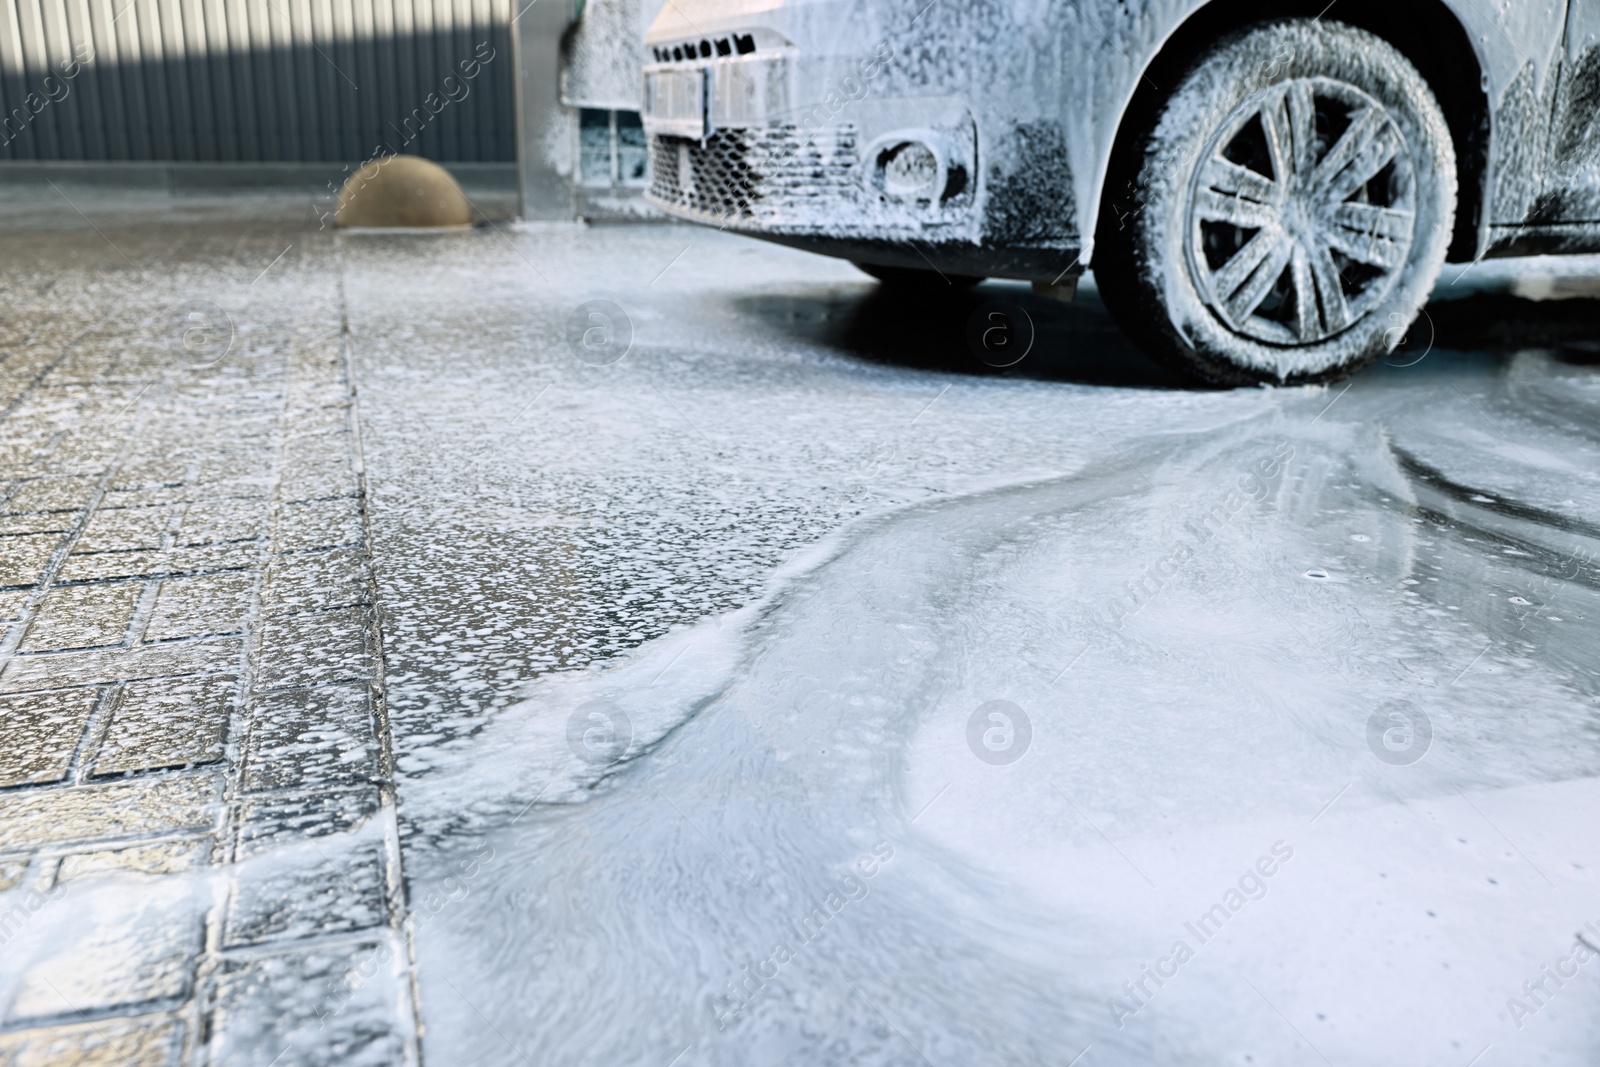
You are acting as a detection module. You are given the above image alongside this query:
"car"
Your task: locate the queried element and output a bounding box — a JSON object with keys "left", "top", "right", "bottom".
{"left": 638, "top": 0, "right": 1600, "bottom": 385}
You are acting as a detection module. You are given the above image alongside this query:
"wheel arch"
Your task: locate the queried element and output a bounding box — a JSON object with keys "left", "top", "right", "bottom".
{"left": 1090, "top": 0, "right": 1490, "bottom": 266}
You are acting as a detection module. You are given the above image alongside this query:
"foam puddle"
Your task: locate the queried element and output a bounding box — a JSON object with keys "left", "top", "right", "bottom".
{"left": 404, "top": 420, "right": 1600, "bottom": 1066}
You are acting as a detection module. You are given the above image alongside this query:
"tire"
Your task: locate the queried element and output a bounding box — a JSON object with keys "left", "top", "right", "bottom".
{"left": 854, "top": 262, "right": 985, "bottom": 289}
{"left": 1095, "top": 20, "right": 1456, "bottom": 386}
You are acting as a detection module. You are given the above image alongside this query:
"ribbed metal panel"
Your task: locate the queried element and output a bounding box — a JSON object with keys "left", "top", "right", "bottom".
{"left": 0, "top": 0, "right": 515, "bottom": 160}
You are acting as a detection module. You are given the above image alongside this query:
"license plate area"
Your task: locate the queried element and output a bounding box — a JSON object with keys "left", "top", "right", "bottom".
{"left": 644, "top": 54, "right": 794, "bottom": 139}
{"left": 642, "top": 65, "right": 708, "bottom": 139}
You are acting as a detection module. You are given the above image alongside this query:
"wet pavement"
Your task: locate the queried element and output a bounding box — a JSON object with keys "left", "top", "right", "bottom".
{"left": 0, "top": 196, "right": 413, "bottom": 1066}
{"left": 2, "top": 190, "right": 1600, "bottom": 1065}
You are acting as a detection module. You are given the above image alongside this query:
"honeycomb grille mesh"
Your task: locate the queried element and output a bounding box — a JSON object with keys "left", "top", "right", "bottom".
{"left": 647, "top": 127, "right": 859, "bottom": 223}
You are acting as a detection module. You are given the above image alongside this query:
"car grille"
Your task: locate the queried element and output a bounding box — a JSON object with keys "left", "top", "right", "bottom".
{"left": 650, "top": 33, "right": 757, "bottom": 63}
{"left": 647, "top": 126, "right": 860, "bottom": 224}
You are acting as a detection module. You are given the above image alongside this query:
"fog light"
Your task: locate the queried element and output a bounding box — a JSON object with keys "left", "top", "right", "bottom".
{"left": 877, "top": 140, "right": 940, "bottom": 199}
{"left": 866, "top": 129, "right": 970, "bottom": 203}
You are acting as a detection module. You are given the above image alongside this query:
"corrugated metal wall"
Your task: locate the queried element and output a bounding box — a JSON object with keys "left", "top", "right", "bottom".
{"left": 0, "top": 0, "right": 515, "bottom": 161}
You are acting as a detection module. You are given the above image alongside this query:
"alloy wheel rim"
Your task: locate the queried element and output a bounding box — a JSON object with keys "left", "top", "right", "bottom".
{"left": 1185, "top": 77, "right": 1417, "bottom": 347}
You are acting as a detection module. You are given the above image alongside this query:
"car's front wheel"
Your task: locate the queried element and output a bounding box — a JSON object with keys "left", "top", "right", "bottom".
{"left": 1096, "top": 19, "right": 1456, "bottom": 386}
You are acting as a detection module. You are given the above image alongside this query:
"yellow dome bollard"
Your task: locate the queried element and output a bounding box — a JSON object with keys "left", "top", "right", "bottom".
{"left": 334, "top": 155, "right": 473, "bottom": 228}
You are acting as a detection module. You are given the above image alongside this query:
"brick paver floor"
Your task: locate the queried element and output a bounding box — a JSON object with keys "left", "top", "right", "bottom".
{"left": 0, "top": 204, "right": 417, "bottom": 1066}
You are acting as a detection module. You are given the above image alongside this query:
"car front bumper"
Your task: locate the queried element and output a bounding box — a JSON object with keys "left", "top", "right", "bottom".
{"left": 639, "top": 7, "right": 1084, "bottom": 281}
{"left": 640, "top": 30, "right": 980, "bottom": 243}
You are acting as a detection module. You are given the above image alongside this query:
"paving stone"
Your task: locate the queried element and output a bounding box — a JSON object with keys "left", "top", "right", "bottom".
{"left": 2, "top": 878, "right": 203, "bottom": 1022}
{"left": 44, "top": 435, "right": 123, "bottom": 476}
{"left": 38, "top": 356, "right": 120, "bottom": 389}
{"left": 285, "top": 407, "right": 349, "bottom": 437}
{"left": 0, "top": 773, "right": 219, "bottom": 850}
{"left": 74, "top": 505, "right": 171, "bottom": 552}
{"left": 225, "top": 835, "right": 387, "bottom": 946}
{"left": 0, "top": 419, "right": 59, "bottom": 442}
{"left": 1, "top": 637, "right": 244, "bottom": 693}
{"left": 55, "top": 837, "right": 212, "bottom": 883}
{"left": 171, "top": 415, "right": 279, "bottom": 443}
{"left": 176, "top": 498, "right": 268, "bottom": 546}
{"left": 275, "top": 498, "right": 362, "bottom": 552}
{"left": 145, "top": 571, "right": 255, "bottom": 641}
{"left": 0, "top": 533, "right": 60, "bottom": 587}
{"left": 278, "top": 458, "right": 358, "bottom": 504}
{"left": 156, "top": 435, "right": 273, "bottom": 466}
{"left": 190, "top": 450, "right": 277, "bottom": 489}
{"left": 0, "top": 1013, "right": 182, "bottom": 1066}
{"left": 235, "top": 788, "right": 382, "bottom": 856}
{"left": 10, "top": 384, "right": 102, "bottom": 412}
{"left": 283, "top": 434, "right": 350, "bottom": 465}
{"left": 255, "top": 610, "right": 373, "bottom": 691}
{"left": 0, "top": 361, "right": 36, "bottom": 382}
{"left": 111, "top": 455, "right": 189, "bottom": 491}
{"left": 279, "top": 435, "right": 356, "bottom": 503}
{"left": 0, "top": 403, "right": 79, "bottom": 436}
{"left": 262, "top": 549, "right": 368, "bottom": 616}
{"left": 0, "top": 688, "right": 100, "bottom": 786}
{"left": 291, "top": 335, "right": 345, "bottom": 368}
{"left": 0, "top": 437, "right": 51, "bottom": 474}
{"left": 99, "top": 485, "right": 198, "bottom": 509}
{"left": 93, "top": 676, "right": 237, "bottom": 775}
{"left": 0, "top": 588, "right": 30, "bottom": 621}
{"left": 244, "top": 684, "right": 377, "bottom": 791}
{"left": 207, "top": 940, "right": 407, "bottom": 1067}
{"left": 163, "top": 375, "right": 281, "bottom": 401}
{"left": 55, "top": 542, "right": 260, "bottom": 583}
{"left": 4, "top": 476, "right": 100, "bottom": 514}
{"left": 0, "top": 511, "right": 74, "bottom": 535}
{"left": 47, "top": 431, "right": 126, "bottom": 466}
{"left": 21, "top": 583, "right": 141, "bottom": 652}
{"left": 0, "top": 858, "right": 29, "bottom": 891}
{"left": 10, "top": 321, "right": 80, "bottom": 353}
